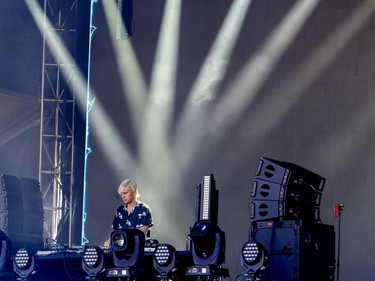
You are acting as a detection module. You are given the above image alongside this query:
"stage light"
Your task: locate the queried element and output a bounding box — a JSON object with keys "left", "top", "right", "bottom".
{"left": 111, "top": 229, "right": 145, "bottom": 268}
{"left": 153, "top": 243, "right": 193, "bottom": 278}
{"left": 112, "top": 232, "right": 126, "bottom": 250}
{"left": 186, "top": 220, "right": 228, "bottom": 278}
{"left": 189, "top": 220, "right": 224, "bottom": 266}
{"left": 82, "top": 246, "right": 105, "bottom": 279}
{"left": 186, "top": 174, "right": 228, "bottom": 278}
{"left": 106, "top": 228, "right": 147, "bottom": 279}
{"left": 153, "top": 243, "right": 176, "bottom": 276}
{"left": 13, "top": 248, "right": 35, "bottom": 280}
{"left": 154, "top": 244, "right": 173, "bottom": 267}
{"left": 241, "top": 241, "right": 268, "bottom": 280}
{"left": 242, "top": 242, "right": 260, "bottom": 265}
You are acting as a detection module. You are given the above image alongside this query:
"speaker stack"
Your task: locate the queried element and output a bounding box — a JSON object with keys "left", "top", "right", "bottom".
{"left": 0, "top": 175, "right": 44, "bottom": 255}
{"left": 249, "top": 158, "right": 335, "bottom": 281}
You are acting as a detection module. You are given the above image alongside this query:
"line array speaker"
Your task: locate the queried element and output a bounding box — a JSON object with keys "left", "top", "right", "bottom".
{"left": 0, "top": 175, "right": 44, "bottom": 254}
{"left": 250, "top": 157, "right": 325, "bottom": 223}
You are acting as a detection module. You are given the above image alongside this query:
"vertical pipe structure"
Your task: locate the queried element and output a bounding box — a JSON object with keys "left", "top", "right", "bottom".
{"left": 81, "top": 0, "right": 98, "bottom": 245}
{"left": 34, "top": 0, "right": 78, "bottom": 244}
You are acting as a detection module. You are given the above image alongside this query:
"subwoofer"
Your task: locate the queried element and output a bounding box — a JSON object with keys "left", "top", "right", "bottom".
{"left": 251, "top": 220, "right": 335, "bottom": 281}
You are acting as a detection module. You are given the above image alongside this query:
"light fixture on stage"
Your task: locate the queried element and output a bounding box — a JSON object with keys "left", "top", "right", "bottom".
{"left": 13, "top": 248, "right": 35, "bottom": 281}
{"left": 153, "top": 243, "right": 193, "bottom": 278}
{"left": 186, "top": 222, "right": 228, "bottom": 278}
{"left": 241, "top": 241, "right": 268, "bottom": 281}
{"left": 189, "top": 220, "right": 225, "bottom": 266}
{"left": 187, "top": 221, "right": 229, "bottom": 277}
{"left": 107, "top": 228, "right": 146, "bottom": 278}
{"left": 186, "top": 174, "right": 229, "bottom": 279}
{"left": 154, "top": 244, "right": 175, "bottom": 275}
{"left": 82, "top": 246, "right": 105, "bottom": 279}
{"left": 111, "top": 228, "right": 145, "bottom": 267}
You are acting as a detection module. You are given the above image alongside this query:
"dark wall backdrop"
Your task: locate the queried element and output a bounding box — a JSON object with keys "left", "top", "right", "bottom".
{"left": 85, "top": 0, "right": 375, "bottom": 279}
{"left": 0, "top": 0, "right": 43, "bottom": 178}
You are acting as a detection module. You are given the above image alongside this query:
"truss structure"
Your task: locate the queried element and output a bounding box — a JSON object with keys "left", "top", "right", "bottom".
{"left": 39, "top": 0, "right": 78, "bottom": 245}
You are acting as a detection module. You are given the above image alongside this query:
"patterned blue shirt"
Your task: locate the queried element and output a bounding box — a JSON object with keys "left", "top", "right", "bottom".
{"left": 112, "top": 201, "right": 153, "bottom": 231}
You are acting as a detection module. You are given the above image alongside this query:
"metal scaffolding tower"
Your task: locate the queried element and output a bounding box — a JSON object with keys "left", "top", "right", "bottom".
{"left": 39, "top": 0, "right": 78, "bottom": 245}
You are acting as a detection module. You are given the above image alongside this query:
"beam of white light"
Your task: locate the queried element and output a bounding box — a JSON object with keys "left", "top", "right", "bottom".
{"left": 138, "top": 0, "right": 183, "bottom": 246}
{"left": 209, "top": 0, "right": 320, "bottom": 137}
{"left": 239, "top": 0, "right": 375, "bottom": 146}
{"left": 88, "top": 96, "right": 139, "bottom": 178}
{"left": 25, "top": 0, "right": 87, "bottom": 113}
{"left": 140, "top": 0, "right": 182, "bottom": 168}
{"left": 146, "top": 0, "right": 182, "bottom": 131}
{"left": 184, "top": 0, "right": 253, "bottom": 107}
{"left": 174, "top": 0, "right": 252, "bottom": 157}
{"left": 220, "top": 0, "right": 375, "bottom": 176}
{"left": 311, "top": 4, "right": 375, "bottom": 170}
{"left": 101, "top": 0, "right": 148, "bottom": 136}
{"left": 149, "top": 0, "right": 252, "bottom": 246}
{"left": 25, "top": 0, "right": 138, "bottom": 180}
{"left": 174, "top": 0, "right": 319, "bottom": 173}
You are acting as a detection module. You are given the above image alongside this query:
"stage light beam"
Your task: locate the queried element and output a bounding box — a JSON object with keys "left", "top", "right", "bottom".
{"left": 139, "top": 0, "right": 182, "bottom": 176}
{"left": 25, "top": 0, "right": 139, "bottom": 181}
{"left": 147, "top": 0, "right": 182, "bottom": 127}
{"left": 209, "top": 0, "right": 320, "bottom": 138}
{"left": 138, "top": 0, "right": 184, "bottom": 247}
{"left": 101, "top": 0, "right": 148, "bottom": 137}
{"left": 174, "top": 0, "right": 253, "bottom": 172}
{"left": 218, "top": 0, "right": 375, "bottom": 180}
{"left": 182, "top": 0, "right": 253, "bottom": 107}
{"left": 240, "top": 0, "right": 375, "bottom": 147}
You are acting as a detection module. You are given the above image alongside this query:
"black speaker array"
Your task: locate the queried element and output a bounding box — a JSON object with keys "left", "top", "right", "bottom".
{"left": 250, "top": 157, "right": 326, "bottom": 223}
{"left": 0, "top": 175, "right": 23, "bottom": 237}
{"left": 0, "top": 175, "right": 44, "bottom": 254}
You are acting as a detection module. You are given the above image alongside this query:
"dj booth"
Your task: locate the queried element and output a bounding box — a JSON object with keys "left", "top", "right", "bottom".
{"left": 26, "top": 248, "right": 87, "bottom": 281}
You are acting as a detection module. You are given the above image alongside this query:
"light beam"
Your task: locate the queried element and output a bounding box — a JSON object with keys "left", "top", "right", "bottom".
{"left": 101, "top": 0, "right": 148, "bottom": 137}
{"left": 241, "top": 0, "right": 375, "bottom": 147}
{"left": 209, "top": 0, "right": 320, "bottom": 137}
{"left": 139, "top": 0, "right": 183, "bottom": 246}
{"left": 25, "top": 0, "right": 138, "bottom": 181}
{"left": 173, "top": 0, "right": 253, "bottom": 173}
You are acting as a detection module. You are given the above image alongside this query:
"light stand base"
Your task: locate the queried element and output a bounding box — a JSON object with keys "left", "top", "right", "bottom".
{"left": 106, "top": 267, "right": 147, "bottom": 279}
{"left": 186, "top": 265, "right": 229, "bottom": 278}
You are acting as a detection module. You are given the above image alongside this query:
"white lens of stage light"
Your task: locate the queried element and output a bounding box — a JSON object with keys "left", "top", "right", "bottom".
{"left": 113, "top": 233, "right": 125, "bottom": 248}
{"left": 83, "top": 247, "right": 100, "bottom": 268}
{"left": 154, "top": 244, "right": 171, "bottom": 266}
{"left": 14, "top": 248, "right": 30, "bottom": 270}
{"left": 242, "top": 241, "right": 260, "bottom": 265}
